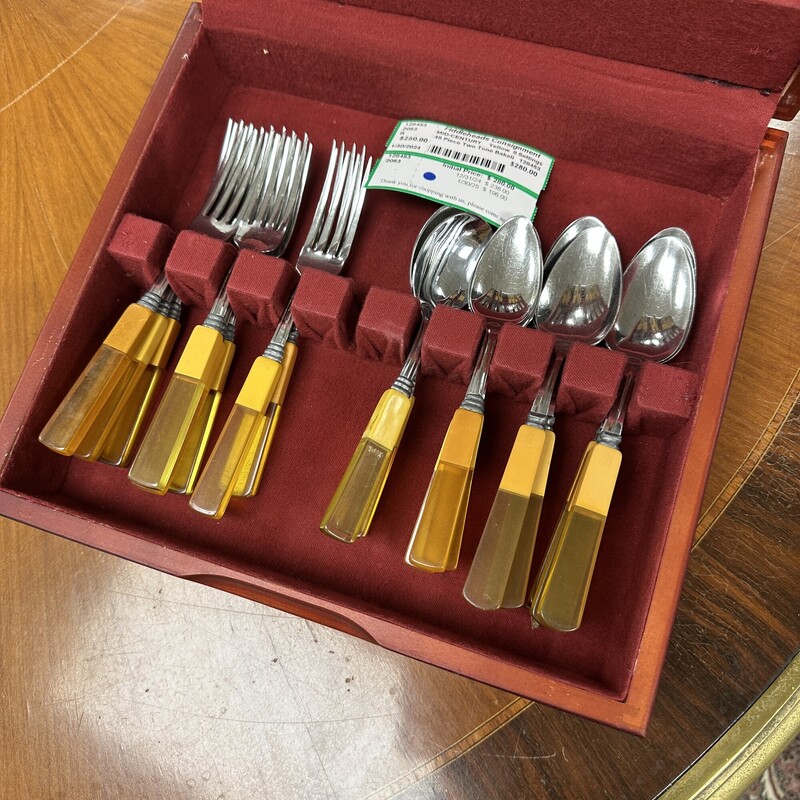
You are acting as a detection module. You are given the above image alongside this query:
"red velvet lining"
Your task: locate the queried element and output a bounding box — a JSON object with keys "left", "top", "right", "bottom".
{"left": 226, "top": 251, "right": 294, "bottom": 328}
{"left": 488, "top": 326, "right": 555, "bottom": 404}
{"left": 556, "top": 344, "right": 628, "bottom": 422}
{"left": 107, "top": 213, "right": 175, "bottom": 290}
{"left": 323, "top": 0, "right": 800, "bottom": 92}
{"left": 165, "top": 229, "right": 236, "bottom": 308}
{"left": 355, "top": 287, "right": 420, "bottom": 364}
{"left": 421, "top": 306, "right": 484, "bottom": 383}
{"left": 1, "top": 8, "right": 787, "bottom": 702}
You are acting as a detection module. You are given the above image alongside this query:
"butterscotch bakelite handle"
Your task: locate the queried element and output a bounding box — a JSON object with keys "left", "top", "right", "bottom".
{"left": 232, "top": 340, "right": 298, "bottom": 498}
{"left": 128, "top": 324, "right": 228, "bottom": 494}
{"left": 320, "top": 387, "right": 414, "bottom": 543}
{"left": 189, "top": 355, "right": 282, "bottom": 518}
{"left": 405, "top": 407, "right": 483, "bottom": 572}
{"left": 168, "top": 339, "right": 235, "bottom": 495}
{"left": 502, "top": 428, "right": 555, "bottom": 608}
{"left": 99, "top": 316, "right": 182, "bottom": 467}
{"left": 529, "top": 441, "right": 622, "bottom": 632}
{"left": 39, "top": 303, "right": 158, "bottom": 456}
{"left": 463, "top": 425, "right": 554, "bottom": 610}
{"left": 76, "top": 314, "right": 179, "bottom": 462}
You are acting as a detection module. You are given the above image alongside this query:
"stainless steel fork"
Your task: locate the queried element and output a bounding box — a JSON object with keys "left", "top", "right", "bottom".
{"left": 127, "top": 124, "right": 312, "bottom": 495}
{"left": 189, "top": 141, "right": 372, "bottom": 519}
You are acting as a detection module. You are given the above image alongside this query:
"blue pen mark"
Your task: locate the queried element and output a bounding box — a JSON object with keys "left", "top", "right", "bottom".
{"left": 423, "top": 171, "right": 436, "bottom": 181}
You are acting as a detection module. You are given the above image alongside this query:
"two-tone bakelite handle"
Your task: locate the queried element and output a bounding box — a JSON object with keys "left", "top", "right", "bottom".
{"left": 98, "top": 314, "right": 182, "bottom": 467}
{"left": 189, "top": 354, "right": 282, "bottom": 518}
{"left": 320, "top": 387, "right": 414, "bottom": 542}
{"left": 39, "top": 304, "right": 167, "bottom": 457}
{"left": 462, "top": 424, "right": 555, "bottom": 610}
{"left": 128, "top": 325, "right": 230, "bottom": 494}
{"left": 232, "top": 340, "right": 298, "bottom": 498}
{"left": 405, "top": 408, "right": 483, "bottom": 572}
{"left": 528, "top": 441, "right": 621, "bottom": 631}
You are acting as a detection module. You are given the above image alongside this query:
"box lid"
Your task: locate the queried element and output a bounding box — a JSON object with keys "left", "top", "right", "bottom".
{"left": 204, "top": 0, "right": 800, "bottom": 93}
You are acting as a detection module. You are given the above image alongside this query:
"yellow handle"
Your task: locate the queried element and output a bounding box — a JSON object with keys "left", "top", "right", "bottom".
{"left": 463, "top": 425, "right": 553, "bottom": 610}
{"left": 72, "top": 358, "right": 146, "bottom": 461}
{"left": 127, "top": 325, "right": 229, "bottom": 493}
{"left": 97, "top": 314, "right": 182, "bottom": 466}
{"left": 167, "top": 390, "right": 221, "bottom": 494}
{"left": 320, "top": 388, "right": 414, "bottom": 543}
{"left": 39, "top": 343, "right": 133, "bottom": 456}
{"left": 98, "top": 363, "right": 163, "bottom": 467}
{"left": 232, "top": 340, "right": 298, "bottom": 498}
{"left": 405, "top": 408, "right": 483, "bottom": 572}
{"left": 529, "top": 441, "right": 622, "bottom": 631}
{"left": 128, "top": 374, "right": 208, "bottom": 493}
{"left": 168, "top": 339, "right": 235, "bottom": 495}
{"left": 189, "top": 356, "right": 282, "bottom": 518}
{"left": 502, "top": 428, "right": 555, "bottom": 608}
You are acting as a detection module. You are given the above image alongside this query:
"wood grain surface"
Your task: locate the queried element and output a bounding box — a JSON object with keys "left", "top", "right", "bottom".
{"left": 0, "top": 2, "right": 798, "bottom": 798}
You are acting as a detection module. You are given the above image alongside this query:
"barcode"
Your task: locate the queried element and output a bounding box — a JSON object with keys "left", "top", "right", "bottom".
{"left": 427, "top": 145, "right": 507, "bottom": 174}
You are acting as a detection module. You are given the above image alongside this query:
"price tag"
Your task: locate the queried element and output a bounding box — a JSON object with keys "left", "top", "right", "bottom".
{"left": 367, "top": 120, "right": 554, "bottom": 225}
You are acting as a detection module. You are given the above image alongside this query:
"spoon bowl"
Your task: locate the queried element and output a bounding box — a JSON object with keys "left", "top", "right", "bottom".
{"left": 529, "top": 230, "right": 697, "bottom": 632}
{"left": 320, "top": 207, "right": 490, "bottom": 543}
{"left": 464, "top": 219, "right": 621, "bottom": 610}
{"left": 407, "top": 217, "right": 543, "bottom": 573}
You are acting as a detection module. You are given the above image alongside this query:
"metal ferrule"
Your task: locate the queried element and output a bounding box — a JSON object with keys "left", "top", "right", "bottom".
{"left": 594, "top": 365, "right": 637, "bottom": 449}
{"left": 262, "top": 287, "right": 298, "bottom": 363}
{"left": 390, "top": 316, "right": 429, "bottom": 399}
{"left": 137, "top": 274, "right": 173, "bottom": 314}
{"left": 525, "top": 347, "right": 568, "bottom": 431}
{"left": 459, "top": 327, "right": 497, "bottom": 414}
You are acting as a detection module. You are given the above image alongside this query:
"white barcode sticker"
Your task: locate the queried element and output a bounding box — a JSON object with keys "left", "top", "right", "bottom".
{"left": 367, "top": 120, "right": 554, "bottom": 225}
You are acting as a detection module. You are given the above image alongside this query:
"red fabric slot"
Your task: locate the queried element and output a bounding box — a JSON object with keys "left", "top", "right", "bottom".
{"left": 556, "top": 344, "right": 628, "bottom": 422}
{"left": 106, "top": 213, "right": 175, "bottom": 290}
{"left": 164, "top": 230, "right": 237, "bottom": 308}
{"left": 355, "top": 287, "right": 420, "bottom": 365}
{"left": 291, "top": 269, "right": 357, "bottom": 349}
{"left": 488, "top": 326, "right": 555, "bottom": 403}
{"left": 226, "top": 251, "right": 295, "bottom": 329}
{"left": 421, "top": 306, "right": 484, "bottom": 384}
{"left": 626, "top": 362, "right": 699, "bottom": 437}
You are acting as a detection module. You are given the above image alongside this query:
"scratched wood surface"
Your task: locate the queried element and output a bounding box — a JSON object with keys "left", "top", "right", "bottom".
{"left": 0, "top": 2, "right": 798, "bottom": 798}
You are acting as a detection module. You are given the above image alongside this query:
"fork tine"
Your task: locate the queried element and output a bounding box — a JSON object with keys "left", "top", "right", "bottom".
{"left": 274, "top": 134, "right": 312, "bottom": 242}
{"left": 201, "top": 120, "right": 249, "bottom": 216}
{"left": 328, "top": 144, "right": 362, "bottom": 255}
{"left": 299, "top": 142, "right": 339, "bottom": 253}
{"left": 315, "top": 143, "right": 351, "bottom": 251}
{"left": 250, "top": 127, "right": 286, "bottom": 225}
{"left": 219, "top": 125, "right": 265, "bottom": 223}
{"left": 337, "top": 151, "right": 372, "bottom": 262}
{"left": 266, "top": 131, "right": 299, "bottom": 228}
{"left": 208, "top": 124, "right": 257, "bottom": 220}
{"left": 236, "top": 126, "right": 275, "bottom": 225}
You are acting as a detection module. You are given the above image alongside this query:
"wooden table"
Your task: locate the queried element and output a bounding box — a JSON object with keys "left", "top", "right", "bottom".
{"left": 1, "top": 2, "right": 798, "bottom": 797}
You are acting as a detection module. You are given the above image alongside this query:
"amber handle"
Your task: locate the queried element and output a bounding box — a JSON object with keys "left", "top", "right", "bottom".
{"left": 232, "top": 340, "right": 298, "bottom": 498}
{"left": 529, "top": 441, "right": 622, "bottom": 631}
{"left": 320, "top": 388, "right": 414, "bottom": 543}
{"left": 39, "top": 304, "right": 168, "bottom": 456}
{"left": 98, "top": 315, "right": 182, "bottom": 467}
{"left": 168, "top": 339, "right": 235, "bottom": 495}
{"left": 189, "top": 355, "right": 282, "bottom": 518}
{"left": 128, "top": 325, "right": 228, "bottom": 494}
{"left": 405, "top": 408, "right": 483, "bottom": 572}
{"left": 502, "top": 428, "right": 555, "bottom": 608}
{"left": 98, "top": 363, "right": 164, "bottom": 467}
{"left": 463, "top": 425, "right": 554, "bottom": 610}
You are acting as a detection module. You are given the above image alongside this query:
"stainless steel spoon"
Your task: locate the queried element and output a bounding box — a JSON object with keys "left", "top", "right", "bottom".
{"left": 463, "top": 220, "right": 622, "bottom": 609}
{"left": 405, "top": 216, "right": 543, "bottom": 572}
{"left": 320, "top": 210, "right": 491, "bottom": 543}
{"left": 529, "top": 231, "right": 696, "bottom": 631}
